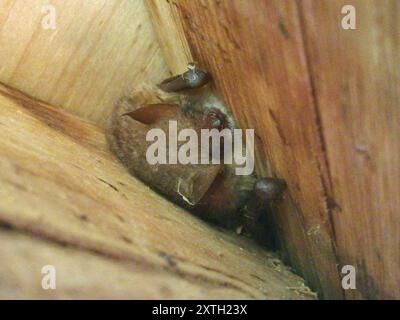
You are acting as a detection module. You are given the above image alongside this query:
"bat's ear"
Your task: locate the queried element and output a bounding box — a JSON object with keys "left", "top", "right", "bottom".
{"left": 123, "top": 103, "right": 181, "bottom": 125}
{"left": 158, "top": 63, "right": 210, "bottom": 92}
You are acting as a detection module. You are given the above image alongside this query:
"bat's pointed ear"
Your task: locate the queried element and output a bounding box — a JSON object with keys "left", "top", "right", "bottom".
{"left": 158, "top": 63, "right": 210, "bottom": 92}
{"left": 123, "top": 103, "right": 181, "bottom": 125}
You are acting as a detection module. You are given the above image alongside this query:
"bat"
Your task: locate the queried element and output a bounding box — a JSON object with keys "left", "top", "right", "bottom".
{"left": 107, "top": 63, "right": 286, "bottom": 244}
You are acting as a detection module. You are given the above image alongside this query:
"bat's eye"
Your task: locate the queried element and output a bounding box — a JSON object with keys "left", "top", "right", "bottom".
{"left": 203, "top": 109, "right": 226, "bottom": 130}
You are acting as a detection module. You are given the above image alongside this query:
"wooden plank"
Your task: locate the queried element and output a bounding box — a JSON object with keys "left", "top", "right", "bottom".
{"left": 0, "top": 83, "right": 315, "bottom": 299}
{"left": 301, "top": 0, "right": 400, "bottom": 299}
{"left": 0, "top": 0, "right": 169, "bottom": 126}
{"left": 0, "top": 228, "right": 248, "bottom": 299}
{"left": 146, "top": 0, "right": 193, "bottom": 74}
{"left": 149, "top": 0, "right": 343, "bottom": 299}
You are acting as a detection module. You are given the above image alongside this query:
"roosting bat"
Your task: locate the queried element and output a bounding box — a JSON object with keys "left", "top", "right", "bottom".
{"left": 107, "top": 63, "right": 286, "bottom": 244}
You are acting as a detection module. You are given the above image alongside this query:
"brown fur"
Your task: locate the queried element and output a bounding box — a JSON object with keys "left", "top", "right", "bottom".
{"left": 107, "top": 85, "right": 257, "bottom": 228}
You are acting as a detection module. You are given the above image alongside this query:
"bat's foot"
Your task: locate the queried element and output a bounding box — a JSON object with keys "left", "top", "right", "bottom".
{"left": 158, "top": 63, "right": 210, "bottom": 92}
{"left": 242, "top": 177, "right": 286, "bottom": 243}
{"left": 253, "top": 177, "right": 287, "bottom": 203}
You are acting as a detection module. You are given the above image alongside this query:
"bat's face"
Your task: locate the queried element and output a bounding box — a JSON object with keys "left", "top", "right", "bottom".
{"left": 182, "top": 91, "right": 237, "bottom": 130}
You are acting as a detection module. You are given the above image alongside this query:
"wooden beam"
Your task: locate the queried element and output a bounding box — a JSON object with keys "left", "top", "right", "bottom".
{"left": 301, "top": 0, "right": 400, "bottom": 299}
{"left": 0, "top": 228, "right": 249, "bottom": 299}
{"left": 146, "top": 0, "right": 193, "bottom": 74}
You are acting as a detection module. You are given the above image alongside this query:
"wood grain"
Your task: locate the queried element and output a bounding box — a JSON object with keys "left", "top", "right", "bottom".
{"left": 301, "top": 0, "right": 400, "bottom": 299}
{"left": 0, "top": 228, "right": 250, "bottom": 299}
{"left": 0, "top": 83, "right": 315, "bottom": 299}
{"left": 0, "top": 0, "right": 169, "bottom": 126}
{"left": 153, "top": 0, "right": 343, "bottom": 299}
{"left": 146, "top": 0, "right": 193, "bottom": 74}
